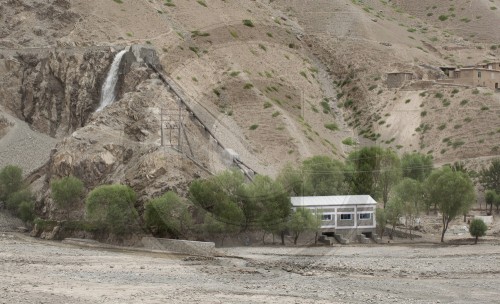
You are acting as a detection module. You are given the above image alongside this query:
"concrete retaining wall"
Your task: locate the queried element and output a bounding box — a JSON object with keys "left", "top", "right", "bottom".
{"left": 142, "top": 237, "right": 220, "bottom": 257}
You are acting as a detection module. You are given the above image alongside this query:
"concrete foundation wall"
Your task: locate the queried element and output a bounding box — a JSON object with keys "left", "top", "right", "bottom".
{"left": 142, "top": 237, "right": 219, "bottom": 257}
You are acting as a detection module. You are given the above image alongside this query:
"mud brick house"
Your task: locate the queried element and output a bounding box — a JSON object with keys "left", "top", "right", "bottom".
{"left": 439, "top": 62, "right": 500, "bottom": 90}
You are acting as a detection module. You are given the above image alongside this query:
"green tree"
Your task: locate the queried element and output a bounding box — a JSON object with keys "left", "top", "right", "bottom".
{"left": 202, "top": 212, "right": 240, "bottom": 246}
{"left": 494, "top": 192, "right": 500, "bottom": 213}
{"left": 485, "top": 190, "right": 497, "bottom": 214}
{"left": 479, "top": 159, "right": 500, "bottom": 193}
{"left": 391, "top": 178, "right": 423, "bottom": 239}
{"left": 85, "top": 184, "right": 138, "bottom": 235}
{"left": 0, "top": 165, "right": 23, "bottom": 201}
{"left": 51, "top": 176, "right": 84, "bottom": 207}
{"left": 346, "top": 146, "right": 385, "bottom": 196}
{"left": 378, "top": 149, "right": 402, "bottom": 208}
{"left": 401, "top": 152, "right": 433, "bottom": 182}
{"left": 301, "top": 156, "right": 347, "bottom": 196}
{"left": 190, "top": 169, "right": 290, "bottom": 235}
{"left": 288, "top": 208, "right": 320, "bottom": 245}
{"left": 426, "top": 167, "right": 476, "bottom": 242}
{"left": 277, "top": 163, "right": 306, "bottom": 196}
{"left": 469, "top": 218, "right": 487, "bottom": 244}
{"left": 385, "top": 197, "right": 404, "bottom": 239}
{"left": 144, "top": 191, "right": 193, "bottom": 238}
{"left": 245, "top": 175, "right": 291, "bottom": 244}
{"left": 375, "top": 208, "right": 387, "bottom": 239}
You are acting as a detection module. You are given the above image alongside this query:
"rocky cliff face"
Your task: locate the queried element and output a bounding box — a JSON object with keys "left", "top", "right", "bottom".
{"left": 0, "top": 48, "right": 115, "bottom": 137}
{"left": 21, "top": 46, "right": 215, "bottom": 220}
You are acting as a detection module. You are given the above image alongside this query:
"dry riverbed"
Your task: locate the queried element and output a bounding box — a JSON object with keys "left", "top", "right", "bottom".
{"left": 1, "top": 232, "right": 500, "bottom": 304}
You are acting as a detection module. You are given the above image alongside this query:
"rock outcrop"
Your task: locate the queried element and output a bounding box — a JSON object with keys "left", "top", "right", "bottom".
{"left": 0, "top": 48, "right": 115, "bottom": 137}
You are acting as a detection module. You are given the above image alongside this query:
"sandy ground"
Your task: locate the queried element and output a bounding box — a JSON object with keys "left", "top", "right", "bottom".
{"left": 1, "top": 230, "right": 500, "bottom": 304}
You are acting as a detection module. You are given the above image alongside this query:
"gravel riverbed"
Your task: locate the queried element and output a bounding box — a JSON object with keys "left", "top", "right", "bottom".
{"left": 1, "top": 232, "right": 500, "bottom": 303}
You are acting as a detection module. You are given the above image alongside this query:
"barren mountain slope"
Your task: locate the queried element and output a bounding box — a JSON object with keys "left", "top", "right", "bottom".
{"left": 0, "top": 0, "right": 499, "bottom": 211}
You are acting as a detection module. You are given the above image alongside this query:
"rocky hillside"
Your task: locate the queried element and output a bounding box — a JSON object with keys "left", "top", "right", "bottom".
{"left": 0, "top": 0, "right": 499, "bottom": 219}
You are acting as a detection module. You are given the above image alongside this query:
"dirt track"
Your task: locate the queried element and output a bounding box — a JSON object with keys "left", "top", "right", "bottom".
{"left": 1, "top": 232, "right": 500, "bottom": 304}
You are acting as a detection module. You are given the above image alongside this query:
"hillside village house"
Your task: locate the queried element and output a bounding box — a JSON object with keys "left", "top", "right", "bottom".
{"left": 291, "top": 195, "right": 377, "bottom": 240}
{"left": 439, "top": 62, "right": 500, "bottom": 90}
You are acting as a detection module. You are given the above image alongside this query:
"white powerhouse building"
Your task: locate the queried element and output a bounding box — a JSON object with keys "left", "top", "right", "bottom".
{"left": 291, "top": 195, "right": 377, "bottom": 239}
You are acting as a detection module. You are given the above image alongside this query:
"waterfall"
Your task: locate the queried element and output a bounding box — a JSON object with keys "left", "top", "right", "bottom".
{"left": 96, "top": 49, "right": 128, "bottom": 112}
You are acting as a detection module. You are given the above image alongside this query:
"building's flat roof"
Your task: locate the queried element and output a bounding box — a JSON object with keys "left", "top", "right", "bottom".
{"left": 291, "top": 195, "right": 377, "bottom": 207}
{"left": 457, "top": 67, "right": 500, "bottom": 71}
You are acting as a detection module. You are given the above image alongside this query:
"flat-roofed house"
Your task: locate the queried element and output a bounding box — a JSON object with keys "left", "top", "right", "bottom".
{"left": 291, "top": 195, "right": 377, "bottom": 240}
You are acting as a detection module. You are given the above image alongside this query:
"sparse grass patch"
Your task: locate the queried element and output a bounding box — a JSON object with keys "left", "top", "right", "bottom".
{"left": 243, "top": 83, "right": 254, "bottom": 89}
{"left": 164, "top": 0, "right": 175, "bottom": 6}
{"left": 263, "top": 102, "right": 272, "bottom": 109}
{"left": 342, "top": 137, "right": 356, "bottom": 146}
{"left": 320, "top": 100, "right": 331, "bottom": 114}
{"left": 189, "top": 46, "right": 200, "bottom": 55}
{"left": 324, "top": 123, "right": 339, "bottom": 131}
{"left": 196, "top": 0, "right": 207, "bottom": 7}
{"left": 438, "top": 123, "right": 446, "bottom": 130}
{"left": 191, "top": 30, "right": 210, "bottom": 37}
{"left": 229, "top": 30, "right": 238, "bottom": 38}
{"left": 272, "top": 111, "right": 280, "bottom": 117}
{"left": 452, "top": 140, "right": 465, "bottom": 149}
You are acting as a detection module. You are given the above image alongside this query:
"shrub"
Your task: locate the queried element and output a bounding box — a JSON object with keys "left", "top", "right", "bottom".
{"left": 85, "top": 184, "right": 138, "bottom": 235}
{"left": 6, "top": 189, "right": 33, "bottom": 213}
{"left": 144, "top": 191, "right": 192, "bottom": 237}
{"left": 18, "top": 201, "right": 35, "bottom": 223}
{"left": 263, "top": 102, "right": 272, "bottom": 109}
{"left": 242, "top": 19, "right": 254, "bottom": 27}
{"left": 342, "top": 137, "right": 356, "bottom": 146}
{"left": 243, "top": 83, "right": 253, "bottom": 89}
{"left": 51, "top": 176, "right": 84, "bottom": 208}
{"left": 438, "top": 15, "right": 448, "bottom": 21}
{"left": 0, "top": 165, "right": 23, "bottom": 201}
{"left": 249, "top": 124, "right": 259, "bottom": 130}
{"left": 470, "top": 218, "right": 487, "bottom": 244}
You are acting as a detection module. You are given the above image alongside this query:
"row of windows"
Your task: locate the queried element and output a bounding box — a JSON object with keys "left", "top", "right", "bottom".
{"left": 321, "top": 213, "right": 372, "bottom": 221}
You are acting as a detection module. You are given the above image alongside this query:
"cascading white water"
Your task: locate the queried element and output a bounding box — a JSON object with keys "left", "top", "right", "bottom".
{"left": 96, "top": 49, "right": 128, "bottom": 112}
